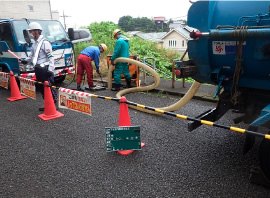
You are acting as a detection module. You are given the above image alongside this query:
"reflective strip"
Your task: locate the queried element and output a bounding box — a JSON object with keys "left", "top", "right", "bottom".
{"left": 176, "top": 114, "right": 187, "bottom": 119}
{"left": 105, "top": 97, "right": 112, "bottom": 100}
{"left": 201, "top": 120, "right": 214, "bottom": 126}
{"left": 155, "top": 109, "right": 164, "bottom": 114}
{"left": 230, "top": 127, "right": 245, "bottom": 133}
{"left": 265, "top": 134, "right": 270, "bottom": 140}
{"left": 137, "top": 104, "right": 145, "bottom": 108}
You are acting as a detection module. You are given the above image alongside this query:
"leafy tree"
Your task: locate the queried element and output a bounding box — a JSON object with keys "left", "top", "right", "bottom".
{"left": 118, "top": 16, "right": 133, "bottom": 31}
{"left": 118, "top": 16, "right": 160, "bottom": 33}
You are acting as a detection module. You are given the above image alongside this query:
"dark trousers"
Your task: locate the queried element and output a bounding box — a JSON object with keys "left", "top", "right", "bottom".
{"left": 34, "top": 64, "right": 57, "bottom": 100}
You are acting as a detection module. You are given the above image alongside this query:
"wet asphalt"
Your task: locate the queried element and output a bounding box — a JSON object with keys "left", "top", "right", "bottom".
{"left": 0, "top": 83, "right": 270, "bottom": 197}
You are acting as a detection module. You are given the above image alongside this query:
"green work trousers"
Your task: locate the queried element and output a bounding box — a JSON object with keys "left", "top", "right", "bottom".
{"left": 113, "top": 63, "right": 131, "bottom": 84}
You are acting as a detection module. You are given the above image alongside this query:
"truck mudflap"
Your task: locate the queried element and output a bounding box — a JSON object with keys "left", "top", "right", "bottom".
{"left": 20, "top": 66, "right": 75, "bottom": 80}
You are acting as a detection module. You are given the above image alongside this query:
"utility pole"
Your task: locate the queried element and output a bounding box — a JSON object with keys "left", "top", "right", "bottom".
{"left": 60, "top": 10, "right": 71, "bottom": 30}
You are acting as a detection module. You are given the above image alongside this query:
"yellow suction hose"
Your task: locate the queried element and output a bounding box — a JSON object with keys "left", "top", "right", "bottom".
{"left": 108, "top": 57, "right": 201, "bottom": 114}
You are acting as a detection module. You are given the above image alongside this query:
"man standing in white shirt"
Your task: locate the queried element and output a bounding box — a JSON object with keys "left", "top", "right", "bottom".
{"left": 21, "top": 22, "right": 57, "bottom": 111}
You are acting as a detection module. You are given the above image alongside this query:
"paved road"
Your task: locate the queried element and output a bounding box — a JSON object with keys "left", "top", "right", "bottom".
{"left": 0, "top": 84, "right": 269, "bottom": 197}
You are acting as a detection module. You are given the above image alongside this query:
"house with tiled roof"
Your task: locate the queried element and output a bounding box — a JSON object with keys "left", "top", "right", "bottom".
{"left": 126, "top": 31, "right": 167, "bottom": 48}
{"left": 126, "top": 21, "right": 197, "bottom": 53}
{"left": 161, "top": 23, "right": 197, "bottom": 53}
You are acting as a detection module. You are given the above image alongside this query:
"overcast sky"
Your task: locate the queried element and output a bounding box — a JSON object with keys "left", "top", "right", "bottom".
{"left": 50, "top": 0, "right": 192, "bottom": 28}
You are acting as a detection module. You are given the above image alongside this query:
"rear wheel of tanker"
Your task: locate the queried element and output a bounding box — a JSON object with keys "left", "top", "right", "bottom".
{"left": 259, "top": 138, "right": 270, "bottom": 181}
{"left": 54, "top": 75, "right": 66, "bottom": 83}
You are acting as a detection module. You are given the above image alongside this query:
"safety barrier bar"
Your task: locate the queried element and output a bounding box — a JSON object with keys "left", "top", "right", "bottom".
{"left": 1, "top": 72, "right": 269, "bottom": 140}
{"left": 124, "top": 100, "right": 270, "bottom": 141}
{"left": 9, "top": 73, "right": 59, "bottom": 89}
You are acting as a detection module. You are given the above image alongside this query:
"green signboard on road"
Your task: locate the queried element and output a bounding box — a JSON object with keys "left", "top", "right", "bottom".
{"left": 105, "top": 126, "right": 141, "bottom": 152}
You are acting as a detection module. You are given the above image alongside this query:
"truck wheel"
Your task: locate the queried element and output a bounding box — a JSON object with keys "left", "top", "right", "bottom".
{"left": 259, "top": 138, "right": 270, "bottom": 181}
{"left": 54, "top": 75, "right": 66, "bottom": 83}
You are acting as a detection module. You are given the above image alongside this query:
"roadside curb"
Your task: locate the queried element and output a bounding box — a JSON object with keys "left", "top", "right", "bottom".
{"left": 93, "top": 78, "right": 218, "bottom": 103}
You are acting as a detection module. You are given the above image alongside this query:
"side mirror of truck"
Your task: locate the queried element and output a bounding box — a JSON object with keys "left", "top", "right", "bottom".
{"left": 23, "top": 29, "right": 31, "bottom": 44}
{"left": 69, "top": 29, "right": 93, "bottom": 44}
{"left": 68, "top": 28, "right": 75, "bottom": 41}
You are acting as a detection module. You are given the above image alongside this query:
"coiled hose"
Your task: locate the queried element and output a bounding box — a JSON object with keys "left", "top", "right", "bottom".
{"left": 108, "top": 57, "right": 201, "bottom": 114}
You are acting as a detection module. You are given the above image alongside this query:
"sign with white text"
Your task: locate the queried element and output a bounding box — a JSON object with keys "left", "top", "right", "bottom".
{"left": 105, "top": 126, "right": 141, "bottom": 152}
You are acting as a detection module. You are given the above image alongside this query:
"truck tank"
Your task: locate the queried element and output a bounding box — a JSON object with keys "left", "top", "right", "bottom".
{"left": 176, "top": 0, "right": 270, "bottom": 187}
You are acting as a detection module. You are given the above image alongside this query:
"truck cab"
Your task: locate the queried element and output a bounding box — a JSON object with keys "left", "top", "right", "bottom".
{"left": 0, "top": 19, "right": 90, "bottom": 82}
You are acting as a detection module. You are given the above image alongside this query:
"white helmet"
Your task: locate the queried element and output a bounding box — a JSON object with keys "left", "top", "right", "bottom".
{"left": 28, "top": 22, "right": 42, "bottom": 31}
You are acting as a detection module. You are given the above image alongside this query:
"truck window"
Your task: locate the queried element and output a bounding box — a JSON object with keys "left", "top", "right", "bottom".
{"left": 13, "top": 20, "right": 68, "bottom": 44}
{"left": 0, "top": 23, "right": 15, "bottom": 51}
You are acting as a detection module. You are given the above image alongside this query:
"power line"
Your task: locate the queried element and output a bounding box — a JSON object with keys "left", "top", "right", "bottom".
{"left": 60, "top": 10, "right": 71, "bottom": 29}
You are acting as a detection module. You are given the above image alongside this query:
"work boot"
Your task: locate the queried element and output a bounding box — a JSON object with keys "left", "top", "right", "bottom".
{"left": 85, "top": 84, "right": 96, "bottom": 90}
{"left": 123, "top": 80, "right": 132, "bottom": 88}
{"left": 77, "top": 85, "right": 84, "bottom": 92}
{"left": 111, "top": 84, "right": 121, "bottom": 91}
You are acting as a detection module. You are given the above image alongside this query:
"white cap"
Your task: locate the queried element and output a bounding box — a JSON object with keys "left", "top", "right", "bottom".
{"left": 27, "top": 22, "right": 42, "bottom": 31}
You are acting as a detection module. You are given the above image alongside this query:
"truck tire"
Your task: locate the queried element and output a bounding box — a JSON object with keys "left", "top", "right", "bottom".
{"left": 259, "top": 138, "right": 270, "bottom": 181}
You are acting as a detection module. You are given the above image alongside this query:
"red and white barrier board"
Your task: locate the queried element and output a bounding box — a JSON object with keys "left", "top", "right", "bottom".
{"left": 0, "top": 72, "right": 9, "bottom": 89}
{"left": 19, "top": 77, "right": 36, "bottom": 99}
{"left": 58, "top": 88, "right": 92, "bottom": 116}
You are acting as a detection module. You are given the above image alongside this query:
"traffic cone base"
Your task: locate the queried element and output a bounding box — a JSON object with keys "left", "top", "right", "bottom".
{"left": 38, "top": 111, "right": 64, "bottom": 121}
{"left": 117, "top": 142, "right": 145, "bottom": 156}
{"left": 7, "top": 71, "right": 27, "bottom": 102}
{"left": 7, "top": 95, "right": 27, "bottom": 101}
{"left": 38, "top": 81, "right": 64, "bottom": 121}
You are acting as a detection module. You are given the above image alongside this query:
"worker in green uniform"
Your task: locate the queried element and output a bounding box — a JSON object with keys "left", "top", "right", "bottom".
{"left": 110, "top": 29, "right": 131, "bottom": 91}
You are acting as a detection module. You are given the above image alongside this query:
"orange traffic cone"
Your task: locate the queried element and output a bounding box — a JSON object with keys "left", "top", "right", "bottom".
{"left": 7, "top": 71, "right": 27, "bottom": 101}
{"left": 38, "top": 81, "right": 64, "bottom": 121}
{"left": 117, "top": 96, "right": 145, "bottom": 155}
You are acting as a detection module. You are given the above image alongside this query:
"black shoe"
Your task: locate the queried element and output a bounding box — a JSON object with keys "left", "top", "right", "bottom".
{"left": 89, "top": 84, "right": 96, "bottom": 88}
{"left": 77, "top": 87, "right": 84, "bottom": 92}
{"left": 123, "top": 84, "right": 132, "bottom": 88}
{"left": 123, "top": 80, "right": 132, "bottom": 88}
{"left": 111, "top": 84, "right": 121, "bottom": 91}
{"left": 39, "top": 107, "right": 44, "bottom": 111}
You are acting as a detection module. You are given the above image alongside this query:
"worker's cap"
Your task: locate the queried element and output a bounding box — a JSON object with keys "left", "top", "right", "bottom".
{"left": 113, "top": 29, "right": 121, "bottom": 38}
{"left": 28, "top": 22, "right": 42, "bottom": 31}
{"left": 99, "top": 43, "right": 107, "bottom": 52}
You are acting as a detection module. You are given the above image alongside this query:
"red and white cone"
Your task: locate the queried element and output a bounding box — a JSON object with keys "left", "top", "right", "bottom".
{"left": 38, "top": 81, "right": 64, "bottom": 121}
{"left": 7, "top": 71, "right": 27, "bottom": 101}
{"left": 117, "top": 96, "right": 145, "bottom": 155}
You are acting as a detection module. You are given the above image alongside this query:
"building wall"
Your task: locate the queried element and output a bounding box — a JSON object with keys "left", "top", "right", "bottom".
{"left": 162, "top": 31, "right": 188, "bottom": 53}
{"left": 0, "top": 0, "right": 52, "bottom": 20}
{"left": 51, "top": 10, "right": 60, "bottom": 21}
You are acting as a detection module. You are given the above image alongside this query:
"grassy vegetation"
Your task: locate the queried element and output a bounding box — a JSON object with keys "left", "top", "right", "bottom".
{"left": 73, "top": 21, "right": 192, "bottom": 82}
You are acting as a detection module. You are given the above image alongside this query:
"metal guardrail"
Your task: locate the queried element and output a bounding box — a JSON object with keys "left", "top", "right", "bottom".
{"left": 140, "top": 57, "right": 186, "bottom": 88}
{"left": 141, "top": 57, "right": 172, "bottom": 84}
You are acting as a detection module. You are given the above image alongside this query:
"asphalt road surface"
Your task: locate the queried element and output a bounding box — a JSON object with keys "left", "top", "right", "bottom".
{"left": 0, "top": 85, "right": 270, "bottom": 197}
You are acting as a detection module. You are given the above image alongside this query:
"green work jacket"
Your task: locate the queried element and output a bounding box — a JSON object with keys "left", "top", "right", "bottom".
{"left": 111, "top": 35, "right": 129, "bottom": 61}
